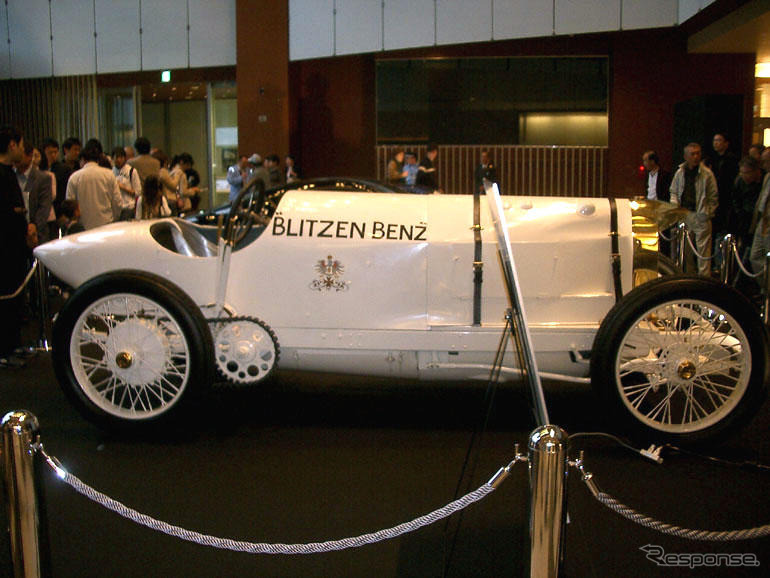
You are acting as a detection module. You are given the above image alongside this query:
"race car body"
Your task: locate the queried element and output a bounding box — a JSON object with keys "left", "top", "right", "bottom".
{"left": 33, "top": 181, "right": 767, "bottom": 442}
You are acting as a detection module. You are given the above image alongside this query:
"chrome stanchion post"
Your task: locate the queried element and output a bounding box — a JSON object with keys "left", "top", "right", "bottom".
{"left": 1, "top": 411, "right": 46, "bottom": 578}
{"left": 675, "top": 222, "right": 687, "bottom": 271}
{"left": 528, "top": 425, "right": 569, "bottom": 578}
{"left": 719, "top": 233, "right": 734, "bottom": 285}
{"left": 34, "top": 262, "right": 50, "bottom": 352}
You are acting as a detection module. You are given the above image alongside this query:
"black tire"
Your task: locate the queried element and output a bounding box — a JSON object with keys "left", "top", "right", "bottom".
{"left": 591, "top": 276, "right": 768, "bottom": 444}
{"left": 52, "top": 270, "right": 214, "bottom": 431}
{"left": 632, "top": 249, "right": 680, "bottom": 287}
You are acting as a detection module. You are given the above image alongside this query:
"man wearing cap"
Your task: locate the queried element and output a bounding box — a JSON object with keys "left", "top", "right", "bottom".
{"left": 248, "top": 153, "right": 271, "bottom": 193}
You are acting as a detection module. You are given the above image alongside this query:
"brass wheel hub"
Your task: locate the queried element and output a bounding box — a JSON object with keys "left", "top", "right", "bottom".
{"left": 115, "top": 351, "right": 133, "bottom": 369}
{"left": 677, "top": 360, "right": 696, "bottom": 380}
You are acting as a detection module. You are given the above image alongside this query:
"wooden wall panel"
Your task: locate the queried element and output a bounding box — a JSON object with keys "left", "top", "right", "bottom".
{"left": 51, "top": 0, "right": 96, "bottom": 76}
{"left": 555, "top": 0, "right": 620, "bottom": 35}
{"left": 95, "top": 0, "right": 141, "bottom": 73}
{"left": 236, "top": 0, "right": 289, "bottom": 161}
{"left": 8, "top": 0, "right": 52, "bottom": 79}
{"left": 141, "top": 0, "right": 188, "bottom": 71}
{"left": 289, "top": 0, "right": 333, "bottom": 60}
{"left": 335, "top": 0, "right": 382, "bottom": 56}
{"left": 0, "top": 4, "right": 9, "bottom": 79}
{"left": 383, "top": 0, "right": 435, "bottom": 51}
{"left": 189, "top": 0, "right": 237, "bottom": 68}
{"left": 493, "top": 0, "right": 554, "bottom": 40}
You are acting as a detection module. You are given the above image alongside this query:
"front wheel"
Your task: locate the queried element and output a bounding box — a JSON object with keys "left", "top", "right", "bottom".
{"left": 590, "top": 276, "right": 768, "bottom": 444}
{"left": 52, "top": 271, "right": 214, "bottom": 431}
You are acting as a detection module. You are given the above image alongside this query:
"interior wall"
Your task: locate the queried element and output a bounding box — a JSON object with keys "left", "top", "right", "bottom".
{"left": 168, "top": 100, "right": 208, "bottom": 204}
{"left": 141, "top": 102, "right": 167, "bottom": 153}
{"left": 140, "top": 100, "right": 209, "bottom": 207}
{"left": 609, "top": 28, "right": 755, "bottom": 196}
{"left": 290, "top": 55, "right": 376, "bottom": 179}
{"left": 288, "top": 27, "right": 755, "bottom": 196}
{"left": 519, "top": 113, "right": 608, "bottom": 146}
{"left": 235, "top": 0, "right": 289, "bottom": 162}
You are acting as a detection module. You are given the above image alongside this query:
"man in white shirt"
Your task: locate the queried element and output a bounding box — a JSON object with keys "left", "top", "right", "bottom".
{"left": 112, "top": 146, "right": 141, "bottom": 220}
{"left": 669, "top": 143, "right": 718, "bottom": 275}
{"left": 66, "top": 139, "right": 123, "bottom": 230}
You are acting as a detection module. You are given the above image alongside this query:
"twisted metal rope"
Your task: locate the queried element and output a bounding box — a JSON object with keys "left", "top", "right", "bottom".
{"left": 731, "top": 242, "right": 764, "bottom": 278}
{"left": 590, "top": 489, "right": 770, "bottom": 541}
{"left": 685, "top": 232, "right": 715, "bottom": 261}
{"left": 41, "top": 449, "right": 499, "bottom": 554}
{"left": 0, "top": 260, "right": 38, "bottom": 300}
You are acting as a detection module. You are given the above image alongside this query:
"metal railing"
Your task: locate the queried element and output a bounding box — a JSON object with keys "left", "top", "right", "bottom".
{"left": 671, "top": 225, "right": 770, "bottom": 325}
{"left": 375, "top": 145, "right": 608, "bottom": 196}
{"left": 0, "top": 259, "right": 51, "bottom": 353}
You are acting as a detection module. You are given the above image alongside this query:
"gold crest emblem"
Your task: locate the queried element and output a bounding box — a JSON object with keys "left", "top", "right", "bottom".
{"left": 310, "top": 255, "right": 349, "bottom": 292}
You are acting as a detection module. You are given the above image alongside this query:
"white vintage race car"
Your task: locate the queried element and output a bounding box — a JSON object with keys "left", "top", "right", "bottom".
{"left": 33, "top": 179, "right": 768, "bottom": 443}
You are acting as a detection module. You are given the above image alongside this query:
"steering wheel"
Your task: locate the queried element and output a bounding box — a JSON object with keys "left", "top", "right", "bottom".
{"left": 224, "top": 177, "right": 266, "bottom": 247}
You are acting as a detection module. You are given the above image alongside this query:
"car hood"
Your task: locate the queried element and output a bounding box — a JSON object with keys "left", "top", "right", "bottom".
{"left": 33, "top": 220, "right": 219, "bottom": 303}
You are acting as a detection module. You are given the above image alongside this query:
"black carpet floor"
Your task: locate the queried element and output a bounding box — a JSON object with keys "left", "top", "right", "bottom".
{"left": 2, "top": 342, "right": 769, "bottom": 577}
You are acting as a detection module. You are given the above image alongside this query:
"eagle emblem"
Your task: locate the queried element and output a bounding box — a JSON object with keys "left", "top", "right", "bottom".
{"left": 310, "top": 255, "right": 349, "bottom": 292}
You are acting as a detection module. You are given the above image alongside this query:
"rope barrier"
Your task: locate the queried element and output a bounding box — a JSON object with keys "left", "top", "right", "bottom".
{"left": 575, "top": 461, "right": 770, "bottom": 541}
{"left": 593, "top": 492, "right": 770, "bottom": 541}
{"left": 731, "top": 242, "right": 764, "bottom": 278}
{"left": 0, "top": 260, "right": 38, "bottom": 301}
{"left": 39, "top": 446, "right": 514, "bottom": 555}
{"left": 685, "top": 232, "right": 715, "bottom": 261}
{"left": 664, "top": 223, "right": 765, "bottom": 279}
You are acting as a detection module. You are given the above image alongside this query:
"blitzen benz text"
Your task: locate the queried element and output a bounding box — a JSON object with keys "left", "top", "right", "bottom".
{"left": 271, "top": 215, "right": 427, "bottom": 241}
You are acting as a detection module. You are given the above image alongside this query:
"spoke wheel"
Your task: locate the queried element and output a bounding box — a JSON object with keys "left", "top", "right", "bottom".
{"left": 53, "top": 271, "right": 214, "bottom": 430}
{"left": 70, "top": 294, "right": 190, "bottom": 418}
{"left": 591, "top": 277, "right": 768, "bottom": 444}
{"left": 213, "top": 317, "right": 279, "bottom": 385}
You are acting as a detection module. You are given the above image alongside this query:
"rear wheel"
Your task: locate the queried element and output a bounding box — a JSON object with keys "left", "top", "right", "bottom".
{"left": 591, "top": 276, "right": 768, "bottom": 444}
{"left": 52, "top": 271, "right": 214, "bottom": 431}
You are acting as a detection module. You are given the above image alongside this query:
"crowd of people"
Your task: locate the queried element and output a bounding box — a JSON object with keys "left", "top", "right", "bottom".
{"left": 0, "top": 127, "right": 208, "bottom": 367}
{"left": 642, "top": 133, "right": 770, "bottom": 290}
{"left": 386, "top": 145, "right": 497, "bottom": 195}
{"left": 226, "top": 152, "right": 300, "bottom": 202}
{"left": 7, "top": 132, "right": 206, "bottom": 247}
{"left": 386, "top": 144, "right": 442, "bottom": 193}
